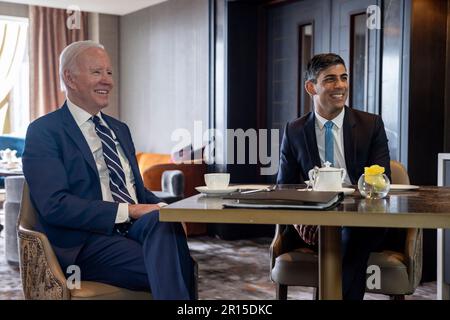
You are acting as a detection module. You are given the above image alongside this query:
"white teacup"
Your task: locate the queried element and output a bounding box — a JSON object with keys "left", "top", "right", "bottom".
{"left": 0, "top": 148, "right": 17, "bottom": 163}
{"left": 204, "top": 173, "right": 230, "bottom": 190}
{"left": 308, "top": 165, "right": 346, "bottom": 191}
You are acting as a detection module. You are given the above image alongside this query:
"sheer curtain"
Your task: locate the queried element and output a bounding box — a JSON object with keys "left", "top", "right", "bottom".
{"left": 0, "top": 19, "right": 28, "bottom": 133}
{"left": 29, "top": 6, "right": 88, "bottom": 120}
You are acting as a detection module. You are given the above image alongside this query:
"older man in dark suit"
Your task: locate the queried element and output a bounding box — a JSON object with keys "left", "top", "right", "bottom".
{"left": 22, "top": 41, "right": 195, "bottom": 300}
{"left": 277, "top": 53, "right": 390, "bottom": 300}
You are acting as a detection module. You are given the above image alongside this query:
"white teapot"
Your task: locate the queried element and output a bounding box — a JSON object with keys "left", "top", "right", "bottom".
{"left": 308, "top": 162, "right": 346, "bottom": 191}
{"left": 0, "top": 148, "right": 17, "bottom": 163}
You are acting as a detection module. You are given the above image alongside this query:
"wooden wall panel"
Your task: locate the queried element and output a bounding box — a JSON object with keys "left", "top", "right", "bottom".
{"left": 408, "top": 0, "right": 448, "bottom": 185}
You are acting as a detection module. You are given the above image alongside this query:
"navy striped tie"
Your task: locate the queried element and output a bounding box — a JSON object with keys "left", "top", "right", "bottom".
{"left": 92, "top": 115, "right": 135, "bottom": 205}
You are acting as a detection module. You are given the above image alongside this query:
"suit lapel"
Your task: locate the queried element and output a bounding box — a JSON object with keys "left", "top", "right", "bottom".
{"left": 343, "top": 107, "right": 357, "bottom": 181}
{"left": 303, "top": 112, "right": 321, "bottom": 168}
{"left": 61, "top": 103, "right": 98, "bottom": 175}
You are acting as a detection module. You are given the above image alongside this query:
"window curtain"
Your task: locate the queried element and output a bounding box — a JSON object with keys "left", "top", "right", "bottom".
{"left": 29, "top": 6, "right": 88, "bottom": 120}
{"left": 0, "top": 20, "right": 28, "bottom": 133}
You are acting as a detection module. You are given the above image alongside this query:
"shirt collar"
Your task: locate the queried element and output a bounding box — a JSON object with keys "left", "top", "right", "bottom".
{"left": 66, "top": 98, "right": 104, "bottom": 127}
{"left": 314, "top": 107, "right": 345, "bottom": 130}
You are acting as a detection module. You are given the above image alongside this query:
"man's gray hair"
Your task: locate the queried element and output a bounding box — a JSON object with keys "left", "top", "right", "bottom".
{"left": 59, "top": 40, "right": 105, "bottom": 92}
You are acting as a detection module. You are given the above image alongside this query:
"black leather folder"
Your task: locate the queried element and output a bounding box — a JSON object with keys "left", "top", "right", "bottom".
{"left": 223, "top": 190, "right": 344, "bottom": 210}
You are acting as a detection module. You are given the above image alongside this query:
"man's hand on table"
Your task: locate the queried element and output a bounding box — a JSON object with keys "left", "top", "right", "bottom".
{"left": 128, "top": 204, "right": 162, "bottom": 220}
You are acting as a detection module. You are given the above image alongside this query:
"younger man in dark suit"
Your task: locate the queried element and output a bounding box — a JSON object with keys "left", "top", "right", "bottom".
{"left": 277, "top": 53, "right": 390, "bottom": 299}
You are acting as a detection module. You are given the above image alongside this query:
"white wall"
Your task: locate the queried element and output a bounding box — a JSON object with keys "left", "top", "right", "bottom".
{"left": 98, "top": 14, "right": 120, "bottom": 118}
{"left": 120, "top": 0, "right": 209, "bottom": 153}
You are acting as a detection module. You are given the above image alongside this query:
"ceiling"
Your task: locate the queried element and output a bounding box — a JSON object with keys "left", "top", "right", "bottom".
{"left": 3, "top": 0, "right": 168, "bottom": 15}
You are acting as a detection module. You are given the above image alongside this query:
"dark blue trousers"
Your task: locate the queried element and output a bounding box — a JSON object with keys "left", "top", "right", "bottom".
{"left": 341, "top": 226, "right": 387, "bottom": 300}
{"left": 74, "top": 210, "right": 195, "bottom": 300}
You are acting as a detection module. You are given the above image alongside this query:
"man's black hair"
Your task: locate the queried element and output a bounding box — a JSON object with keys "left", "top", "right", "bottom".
{"left": 305, "top": 53, "right": 346, "bottom": 83}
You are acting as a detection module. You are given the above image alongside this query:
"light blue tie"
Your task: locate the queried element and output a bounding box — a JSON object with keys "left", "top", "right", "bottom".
{"left": 324, "top": 121, "right": 334, "bottom": 166}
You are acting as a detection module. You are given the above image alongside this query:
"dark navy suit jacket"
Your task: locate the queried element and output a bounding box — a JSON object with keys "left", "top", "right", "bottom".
{"left": 277, "top": 106, "right": 391, "bottom": 185}
{"left": 22, "top": 103, "right": 161, "bottom": 269}
{"left": 276, "top": 106, "right": 392, "bottom": 250}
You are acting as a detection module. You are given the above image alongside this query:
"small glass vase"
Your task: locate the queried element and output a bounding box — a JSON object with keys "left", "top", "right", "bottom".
{"left": 358, "top": 173, "right": 390, "bottom": 199}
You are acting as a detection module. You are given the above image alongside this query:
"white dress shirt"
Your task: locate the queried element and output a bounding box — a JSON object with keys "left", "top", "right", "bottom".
{"left": 67, "top": 99, "right": 137, "bottom": 223}
{"left": 314, "top": 107, "right": 351, "bottom": 184}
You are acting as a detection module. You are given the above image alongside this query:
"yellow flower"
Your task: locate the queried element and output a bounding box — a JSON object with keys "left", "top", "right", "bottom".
{"left": 364, "top": 165, "right": 385, "bottom": 176}
{"left": 364, "top": 165, "right": 386, "bottom": 190}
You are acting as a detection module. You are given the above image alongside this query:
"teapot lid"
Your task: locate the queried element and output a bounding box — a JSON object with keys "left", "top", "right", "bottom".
{"left": 318, "top": 161, "right": 342, "bottom": 172}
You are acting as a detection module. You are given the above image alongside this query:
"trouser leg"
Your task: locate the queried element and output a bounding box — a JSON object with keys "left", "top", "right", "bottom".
{"left": 127, "top": 210, "right": 195, "bottom": 300}
{"left": 341, "top": 226, "right": 387, "bottom": 300}
{"left": 74, "top": 234, "right": 150, "bottom": 292}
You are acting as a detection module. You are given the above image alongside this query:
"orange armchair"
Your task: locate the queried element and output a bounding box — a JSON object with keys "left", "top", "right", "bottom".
{"left": 136, "top": 153, "right": 207, "bottom": 236}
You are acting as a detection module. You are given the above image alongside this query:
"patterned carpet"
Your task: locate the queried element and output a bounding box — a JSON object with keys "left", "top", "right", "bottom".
{"left": 0, "top": 225, "right": 437, "bottom": 299}
{"left": 189, "top": 236, "right": 437, "bottom": 300}
{"left": 0, "top": 231, "right": 22, "bottom": 300}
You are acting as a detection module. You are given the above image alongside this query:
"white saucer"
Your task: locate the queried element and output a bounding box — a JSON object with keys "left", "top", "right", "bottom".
{"left": 339, "top": 187, "right": 356, "bottom": 195}
{"left": 0, "top": 163, "right": 20, "bottom": 170}
{"left": 390, "top": 184, "right": 420, "bottom": 191}
{"left": 195, "top": 186, "right": 239, "bottom": 195}
{"left": 297, "top": 187, "right": 355, "bottom": 195}
{"left": 236, "top": 184, "right": 272, "bottom": 190}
